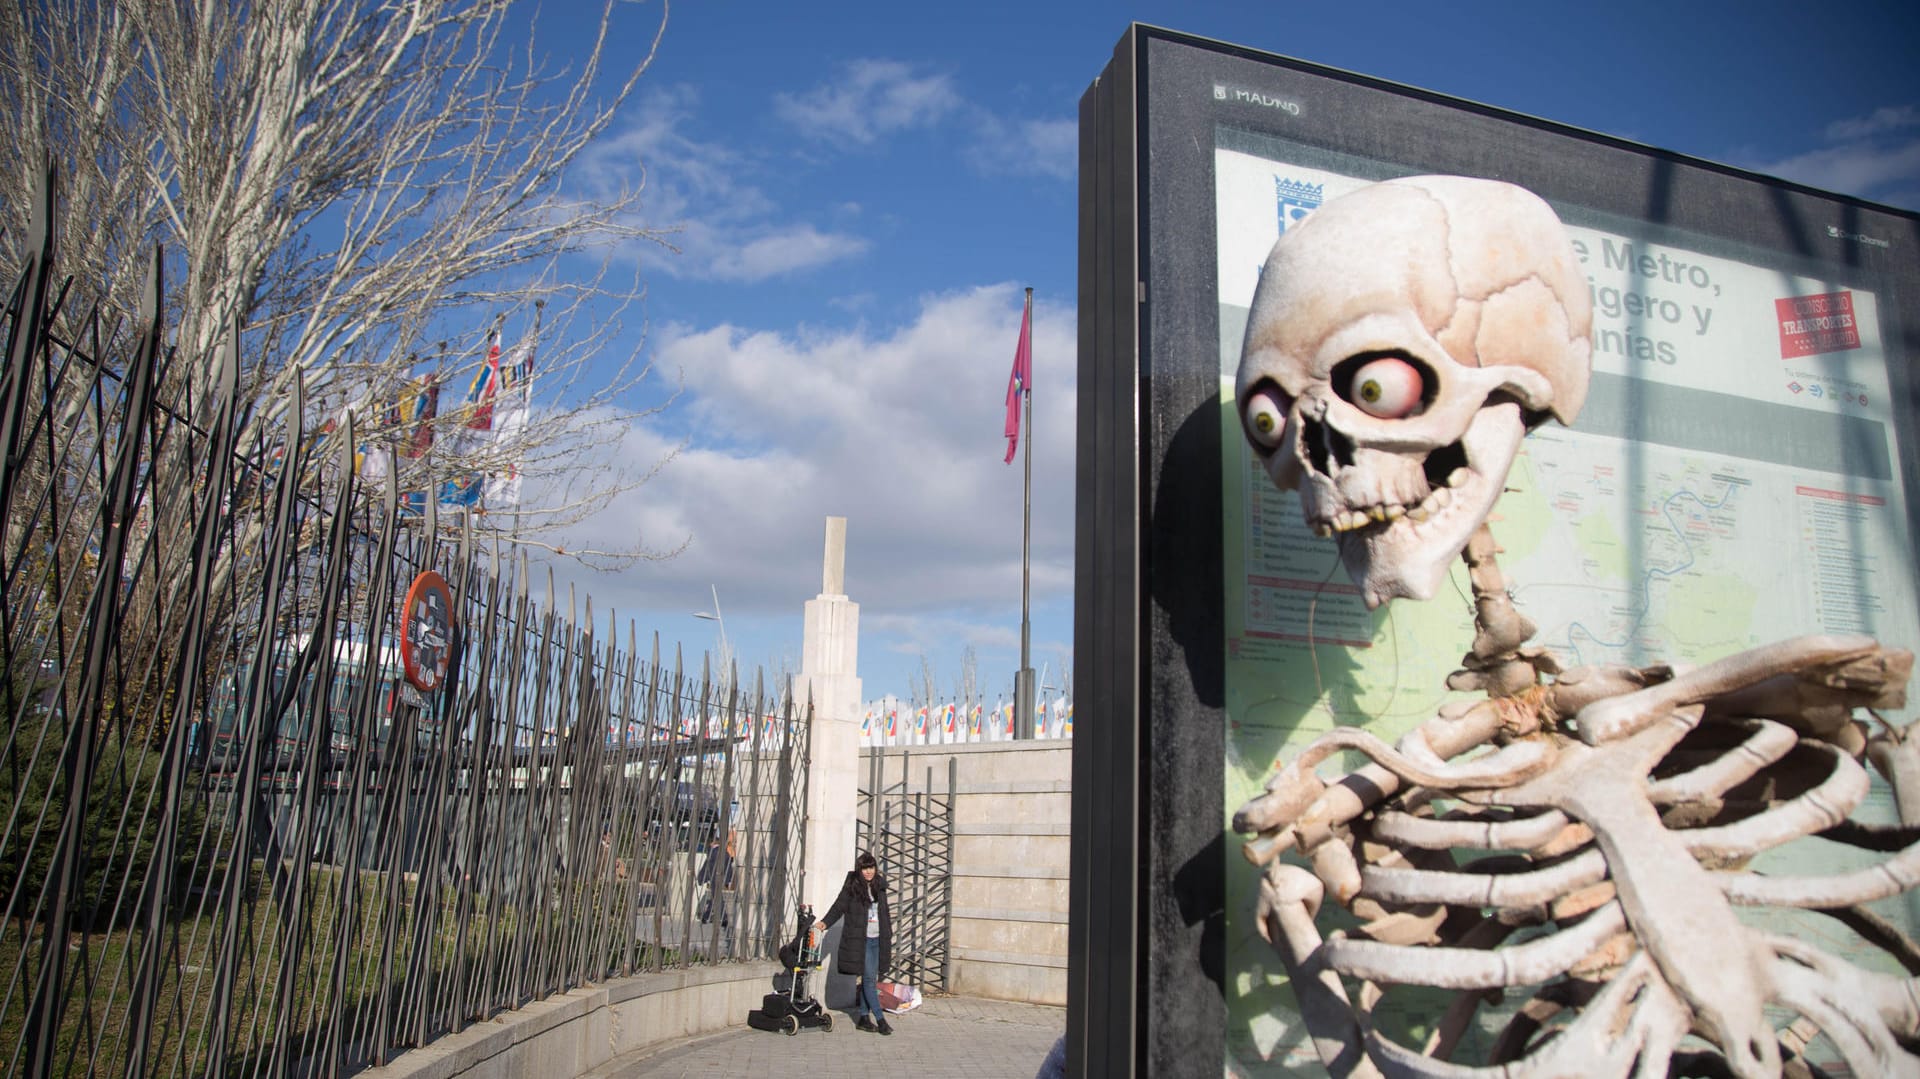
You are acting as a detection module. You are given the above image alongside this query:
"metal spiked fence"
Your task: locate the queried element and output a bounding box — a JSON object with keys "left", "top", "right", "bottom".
{"left": 858, "top": 749, "right": 953, "bottom": 994}
{"left": 0, "top": 167, "right": 811, "bottom": 1079}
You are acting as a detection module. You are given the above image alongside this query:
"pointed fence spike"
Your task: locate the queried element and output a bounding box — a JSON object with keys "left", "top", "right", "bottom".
{"left": 289, "top": 371, "right": 306, "bottom": 469}
{"left": 459, "top": 509, "right": 473, "bottom": 590}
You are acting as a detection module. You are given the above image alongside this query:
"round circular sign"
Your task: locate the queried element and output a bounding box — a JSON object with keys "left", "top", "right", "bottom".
{"left": 399, "top": 570, "right": 455, "bottom": 691}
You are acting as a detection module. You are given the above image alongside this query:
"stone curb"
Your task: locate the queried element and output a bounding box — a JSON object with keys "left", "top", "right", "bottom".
{"left": 359, "top": 963, "right": 769, "bottom": 1079}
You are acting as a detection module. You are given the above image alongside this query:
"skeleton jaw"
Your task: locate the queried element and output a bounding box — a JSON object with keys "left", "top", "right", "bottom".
{"left": 1292, "top": 402, "right": 1527, "bottom": 609}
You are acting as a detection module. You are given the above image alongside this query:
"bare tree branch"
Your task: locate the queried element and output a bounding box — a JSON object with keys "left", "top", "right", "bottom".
{"left": 2, "top": 0, "right": 683, "bottom": 564}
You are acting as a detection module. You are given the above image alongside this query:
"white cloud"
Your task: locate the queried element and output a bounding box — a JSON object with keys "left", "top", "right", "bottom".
{"left": 708, "top": 226, "right": 870, "bottom": 281}
{"left": 546, "top": 284, "right": 1076, "bottom": 674}
{"left": 1746, "top": 103, "right": 1920, "bottom": 211}
{"left": 968, "top": 116, "right": 1077, "bottom": 181}
{"left": 1824, "top": 105, "right": 1919, "bottom": 143}
{"left": 1758, "top": 140, "right": 1920, "bottom": 208}
{"left": 829, "top": 291, "right": 877, "bottom": 314}
{"left": 773, "top": 60, "right": 1075, "bottom": 182}
{"left": 580, "top": 86, "right": 869, "bottom": 281}
{"left": 772, "top": 60, "right": 963, "bottom": 146}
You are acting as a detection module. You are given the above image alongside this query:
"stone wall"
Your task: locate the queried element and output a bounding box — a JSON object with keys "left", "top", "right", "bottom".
{"left": 863, "top": 740, "right": 1071, "bottom": 1005}
{"left": 361, "top": 963, "right": 774, "bottom": 1079}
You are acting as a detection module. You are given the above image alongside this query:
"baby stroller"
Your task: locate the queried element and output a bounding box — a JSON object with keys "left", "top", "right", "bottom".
{"left": 747, "top": 903, "right": 834, "bottom": 1035}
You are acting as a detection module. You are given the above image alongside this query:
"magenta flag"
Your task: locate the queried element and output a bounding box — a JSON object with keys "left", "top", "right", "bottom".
{"left": 1002, "top": 297, "right": 1031, "bottom": 463}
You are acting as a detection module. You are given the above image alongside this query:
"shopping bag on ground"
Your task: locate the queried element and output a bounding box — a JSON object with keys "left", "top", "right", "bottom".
{"left": 877, "top": 980, "right": 922, "bottom": 1013}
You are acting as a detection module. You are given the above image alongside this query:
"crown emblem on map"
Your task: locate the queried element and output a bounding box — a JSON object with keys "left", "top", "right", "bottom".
{"left": 1274, "top": 178, "right": 1324, "bottom": 206}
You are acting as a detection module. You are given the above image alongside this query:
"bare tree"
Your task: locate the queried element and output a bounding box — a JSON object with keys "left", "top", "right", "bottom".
{"left": 0, "top": 0, "right": 684, "bottom": 565}
{"left": 955, "top": 645, "right": 978, "bottom": 709}
{"left": 909, "top": 655, "right": 938, "bottom": 710}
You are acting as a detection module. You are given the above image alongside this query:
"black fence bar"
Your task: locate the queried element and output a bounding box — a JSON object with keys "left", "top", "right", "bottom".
{"left": 0, "top": 167, "right": 812, "bottom": 1079}
{"left": 855, "top": 747, "right": 953, "bottom": 995}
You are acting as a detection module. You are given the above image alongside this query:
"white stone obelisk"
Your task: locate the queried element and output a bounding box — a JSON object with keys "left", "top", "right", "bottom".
{"left": 794, "top": 517, "right": 862, "bottom": 1003}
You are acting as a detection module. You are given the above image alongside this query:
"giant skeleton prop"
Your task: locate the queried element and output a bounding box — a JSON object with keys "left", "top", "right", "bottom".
{"left": 1231, "top": 176, "right": 1920, "bottom": 1077}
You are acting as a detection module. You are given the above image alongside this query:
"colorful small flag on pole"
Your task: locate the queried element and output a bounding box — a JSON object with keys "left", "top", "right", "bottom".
{"left": 356, "top": 441, "right": 389, "bottom": 482}
{"left": 486, "top": 329, "right": 537, "bottom": 511}
{"left": 441, "top": 472, "right": 482, "bottom": 507}
{"left": 466, "top": 331, "right": 501, "bottom": 433}
{"left": 396, "top": 376, "right": 438, "bottom": 459}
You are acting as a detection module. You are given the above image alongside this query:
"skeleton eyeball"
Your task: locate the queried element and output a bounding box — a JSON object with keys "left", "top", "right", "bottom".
{"left": 1237, "top": 176, "right": 1593, "bottom": 608}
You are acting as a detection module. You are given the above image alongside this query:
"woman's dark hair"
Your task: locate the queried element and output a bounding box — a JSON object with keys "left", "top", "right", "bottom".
{"left": 855, "top": 850, "right": 877, "bottom": 871}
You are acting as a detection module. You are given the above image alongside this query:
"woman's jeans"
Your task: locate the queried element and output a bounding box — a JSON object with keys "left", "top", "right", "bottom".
{"left": 858, "top": 936, "right": 882, "bottom": 1019}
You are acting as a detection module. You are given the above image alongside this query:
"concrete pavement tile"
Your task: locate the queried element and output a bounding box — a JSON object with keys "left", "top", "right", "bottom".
{"left": 602, "top": 994, "right": 1064, "bottom": 1077}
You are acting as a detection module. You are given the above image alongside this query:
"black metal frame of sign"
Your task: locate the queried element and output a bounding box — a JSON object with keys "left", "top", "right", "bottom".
{"left": 1071, "top": 23, "right": 1920, "bottom": 1078}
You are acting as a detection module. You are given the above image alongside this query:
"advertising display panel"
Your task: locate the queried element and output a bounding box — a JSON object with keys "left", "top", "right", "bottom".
{"left": 1073, "top": 25, "right": 1920, "bottom": 1078}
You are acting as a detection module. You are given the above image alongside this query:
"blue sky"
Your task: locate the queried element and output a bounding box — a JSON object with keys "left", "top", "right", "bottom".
{"left": 523, "top": 0, "right": 1920, "bottom": 706}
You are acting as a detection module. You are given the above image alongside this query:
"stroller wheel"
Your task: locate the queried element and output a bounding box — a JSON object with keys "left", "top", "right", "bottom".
{"left": 783, "top": 1014, "right": 800, "bottom": 1036}
{"left": 820, "top": 1012, "right": 835, "bottom": 1033}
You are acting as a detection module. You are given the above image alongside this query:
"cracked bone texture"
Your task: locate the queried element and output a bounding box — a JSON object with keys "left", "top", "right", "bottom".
{"left": 1237, "top": 176, "right": 1593, "bottom": 607}
{"left": 1229, "top": 175, "right": 1920, "bottom": 1077}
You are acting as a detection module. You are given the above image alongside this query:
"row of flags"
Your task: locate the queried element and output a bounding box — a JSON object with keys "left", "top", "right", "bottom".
{"left": 503, "top": 710, "right": 796, "bottom": 751}
{"left": 309, "top": 322, "right": 537, "bottom": 518}
{"left": 859, "top": 697, "right": 1073, "bottom": 745}
{"left": 506, "top": 699, "right": 1073, "bottom": 752}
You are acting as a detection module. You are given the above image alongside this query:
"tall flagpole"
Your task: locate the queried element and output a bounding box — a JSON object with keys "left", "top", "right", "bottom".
{"left": 1015, "top": 287, "right": 1036, "bottom": 740}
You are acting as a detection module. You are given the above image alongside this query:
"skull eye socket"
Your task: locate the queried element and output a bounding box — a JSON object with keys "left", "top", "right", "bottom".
{"left": 1348, "top": 356, "right": 1423, "bottom": 419}
{"left": 1243, "top": 387, "right": 1288, "bottom": 450}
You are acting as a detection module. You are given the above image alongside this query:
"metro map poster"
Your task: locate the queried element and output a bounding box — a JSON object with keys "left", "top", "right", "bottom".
{"left": 1214, "top": 133, "right": 1920, "bottom": 1073}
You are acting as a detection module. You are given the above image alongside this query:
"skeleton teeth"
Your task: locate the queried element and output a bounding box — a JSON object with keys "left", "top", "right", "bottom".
{"left": 1317, "top": 504, "right": 1412, "bottom": 534}
{"left": 1447, "top": 467, "right": 1472, "bottom": 488}
{"left": 1427, "top": 486, "right": 1453, "bottom": 510}
{"left": 1407, "top": 504, "right": 1431, "bottom": 523}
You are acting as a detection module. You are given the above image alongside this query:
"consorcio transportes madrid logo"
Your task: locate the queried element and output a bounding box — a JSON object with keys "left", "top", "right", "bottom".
{"left": 1776, "top": 290, "right": 1861, "bottom": 359}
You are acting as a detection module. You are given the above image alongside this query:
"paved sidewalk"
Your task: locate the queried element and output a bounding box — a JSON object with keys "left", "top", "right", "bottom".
{"left": 584, "top": 994, "right": 1064, "bottom": 1078}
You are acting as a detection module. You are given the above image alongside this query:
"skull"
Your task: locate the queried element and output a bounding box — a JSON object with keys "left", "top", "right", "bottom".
{"left": 1237, "top": 176, "right": 1592, "bottom": 608}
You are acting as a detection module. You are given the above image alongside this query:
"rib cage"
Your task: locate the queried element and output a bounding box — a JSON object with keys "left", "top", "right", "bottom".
{"left": 1238, "top": 639, "right": 1920, "bottom": 1078}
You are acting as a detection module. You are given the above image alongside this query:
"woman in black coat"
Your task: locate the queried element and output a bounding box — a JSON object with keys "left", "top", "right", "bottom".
{"left": 816, "top": 850, "right": 894, "bottom": 1034}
